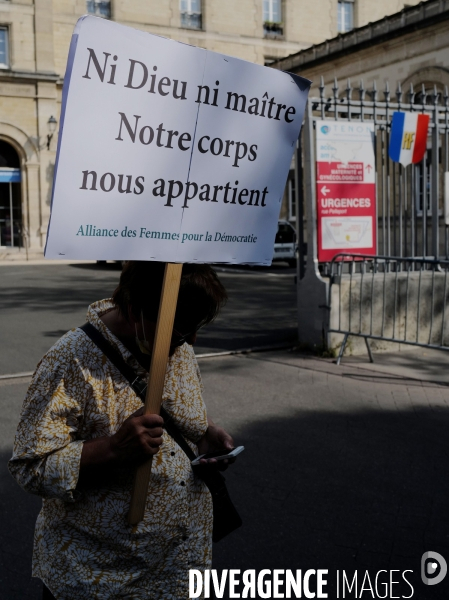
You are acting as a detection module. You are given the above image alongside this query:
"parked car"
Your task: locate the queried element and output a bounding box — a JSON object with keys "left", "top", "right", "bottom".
{"left": 96, "top": 260, "right": 127, "bottom": 267}
{"left": 273, "top": 220, "right": 297, "bottom": 267}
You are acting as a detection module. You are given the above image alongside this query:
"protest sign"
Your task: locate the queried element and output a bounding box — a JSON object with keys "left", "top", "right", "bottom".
{"left": 45, "top": 15, "right": 310, "bottom": 525}
{"left": 45, "top": 15, "right": 310, "bottom": 265}
{"left": 315, "top": 120, "right": 376, "bottom": 262}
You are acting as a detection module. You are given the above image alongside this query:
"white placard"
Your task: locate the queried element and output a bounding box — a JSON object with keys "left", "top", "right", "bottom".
{"left": 45, "top": 16, "right": 310, "bottom": 264}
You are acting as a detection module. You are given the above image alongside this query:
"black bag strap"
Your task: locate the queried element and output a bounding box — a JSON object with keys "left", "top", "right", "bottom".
{"left": 80, "top": 322, "right": 148, "bottom": 398}
{"left": 79, "top": 322, "right": 198, "bottom": 461}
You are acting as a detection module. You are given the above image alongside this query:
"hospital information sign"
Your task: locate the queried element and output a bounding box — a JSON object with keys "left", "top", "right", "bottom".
{"left": 315, "top": 120, "right": 376, "bottom": 262}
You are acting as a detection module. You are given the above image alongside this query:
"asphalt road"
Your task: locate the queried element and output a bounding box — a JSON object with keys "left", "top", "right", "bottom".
{"left": 0, "top": 260, "right": 297, "bottom": 599}
{"left": 0, "top": 261, "right": 297, "bottom": 376}
{"left": 2, "top": 353, "right": 449, "bottom": 600}
{"left": 1, "top": 263, "right": 449, "bottom": 600}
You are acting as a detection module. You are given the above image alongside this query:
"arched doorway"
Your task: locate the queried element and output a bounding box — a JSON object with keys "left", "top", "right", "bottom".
{"left": 0, "top": 140, "right": 22, "bottom": 248}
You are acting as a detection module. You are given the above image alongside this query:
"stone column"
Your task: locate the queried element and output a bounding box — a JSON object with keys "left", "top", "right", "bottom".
{"left": 297, "top": 105, "right": 330, "bottom": 349}
{"left": 36, "top": 81, "right": 58, "bottom": 247}
{"left": 34, "top": 0, "right": 55, "bottom": 73}
{"left": 34, "top": 0, "right": 57, "bottom": 248}
{"left": 25, "top": 162, "right": 42, "bottom": 249}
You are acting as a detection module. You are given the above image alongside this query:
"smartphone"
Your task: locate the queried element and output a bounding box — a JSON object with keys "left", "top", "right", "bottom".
{"left": 191, "top": 446, "right": 244, "bottom": 466}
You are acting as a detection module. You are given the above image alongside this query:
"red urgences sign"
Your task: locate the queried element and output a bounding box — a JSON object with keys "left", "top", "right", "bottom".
{"left": 315, "top": 121, "right": 377, "bottom": 262}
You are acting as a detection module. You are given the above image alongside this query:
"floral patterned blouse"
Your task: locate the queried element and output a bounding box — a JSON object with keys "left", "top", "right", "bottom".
{"left": 8, "top": 299, "right": 213, "bottom": 599}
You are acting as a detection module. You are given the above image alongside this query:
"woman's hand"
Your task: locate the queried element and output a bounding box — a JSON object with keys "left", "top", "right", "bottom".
{"left": 77, "top": 408, "right": 164, "bottom": 489}
{"left": 196, "top": 419, "right": 235, "bottom": 471}
{"left": 109, "top": 407, "right": 164, "bottom": 464}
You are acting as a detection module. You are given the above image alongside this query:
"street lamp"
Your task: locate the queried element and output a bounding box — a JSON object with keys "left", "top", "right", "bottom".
{"left": 39, "top": 116, "right": 58, "bottom": 151}
{"left": 46, "top": 116, "right": 57, "bottom": 150}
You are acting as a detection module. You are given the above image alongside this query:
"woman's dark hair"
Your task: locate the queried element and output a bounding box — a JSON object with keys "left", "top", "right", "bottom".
{"left": 112, "top": 261, "right": 227, "bottom": 331}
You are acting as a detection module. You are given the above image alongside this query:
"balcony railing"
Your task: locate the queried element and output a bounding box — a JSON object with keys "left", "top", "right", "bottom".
{"left": 180, "top": 11, "right": 202, "bottom": 30}
{"left": 263, "top": 21, "right": 284, "bottom": 38}
{"left": 86, "top": 0, "right": 111, "bottom": 19}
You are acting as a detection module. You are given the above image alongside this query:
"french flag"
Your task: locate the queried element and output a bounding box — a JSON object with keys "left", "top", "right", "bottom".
{"left": 389, "top": 111, "right": 430, "bottom": 167}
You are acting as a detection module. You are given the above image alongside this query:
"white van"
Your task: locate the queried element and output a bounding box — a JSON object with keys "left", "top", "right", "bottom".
{"left": 273, "top": 220, "right": 297, "bottom": 267}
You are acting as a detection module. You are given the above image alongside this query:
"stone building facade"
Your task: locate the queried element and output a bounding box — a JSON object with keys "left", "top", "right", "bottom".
{"left": 273, "top": 0, "right": 449, "bottom": 98}
{"left": 274, "top": 0, "right": 449, "bottom": 223}
{"left": 0, "top": 0, "right": 419, "bottom": 250}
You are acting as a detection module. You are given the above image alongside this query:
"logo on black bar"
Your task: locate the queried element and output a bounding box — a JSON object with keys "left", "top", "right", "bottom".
{"left": 421, "top": 551, "right": 447, "bottom": 586}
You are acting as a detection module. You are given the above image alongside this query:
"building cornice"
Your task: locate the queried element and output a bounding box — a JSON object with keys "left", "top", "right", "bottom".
{"left": 0, "top": 69, "right": 59, "bottom": 84}
{"left": 271, "top": 0, "right": 449, "bottom": 73}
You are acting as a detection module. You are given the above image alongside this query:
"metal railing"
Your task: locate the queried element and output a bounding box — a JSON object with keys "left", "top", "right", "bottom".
{"left": 328, "top": 253, "right": 449, "bottom": 364}
{"left": 180, "top": 11, "right": 202, "bottom": 29}
{"left": 86, "top": 1, "right": 111, "bottom": 19}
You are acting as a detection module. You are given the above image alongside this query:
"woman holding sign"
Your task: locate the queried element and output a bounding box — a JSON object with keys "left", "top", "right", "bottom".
{"left": 9, "top": 261, "right": 234, "bottom": 600}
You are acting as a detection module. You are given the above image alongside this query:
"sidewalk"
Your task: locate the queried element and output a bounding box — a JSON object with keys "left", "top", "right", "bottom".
{"left": 1, "top": 348, "right": 448, "bottom": 599}
{"left": 0, "top": 247, "right": 43, "bottom": 262}
{"left": 200, "top": 348, "right": 449, "bottom": 599}
{"left": 0, "top": 248, "right": 98, "bottom": 267}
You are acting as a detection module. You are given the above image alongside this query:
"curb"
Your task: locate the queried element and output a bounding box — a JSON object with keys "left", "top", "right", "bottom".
{"left": 196, "top": 342, "right": 295, "bottom": 359}
{"left": 0, "top": 343, "right": 296, "bottom": 381}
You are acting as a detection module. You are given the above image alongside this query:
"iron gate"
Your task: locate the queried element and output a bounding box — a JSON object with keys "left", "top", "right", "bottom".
{"left": 297, "top": 77, "right": 449, "bottom": 276}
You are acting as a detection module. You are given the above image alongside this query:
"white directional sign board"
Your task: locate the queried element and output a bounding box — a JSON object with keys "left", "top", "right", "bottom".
{"left": 45, "top": 16, "right": 310, "bottom": 264}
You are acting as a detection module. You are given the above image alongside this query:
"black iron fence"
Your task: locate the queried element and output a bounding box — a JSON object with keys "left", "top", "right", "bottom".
{"left": 299, "top": 77, "right": 449, "bottom": 275}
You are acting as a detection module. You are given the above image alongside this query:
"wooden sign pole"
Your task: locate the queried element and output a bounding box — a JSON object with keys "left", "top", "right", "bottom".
{"left": 128, "top": 262, "right": 183, "bottom": 526}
